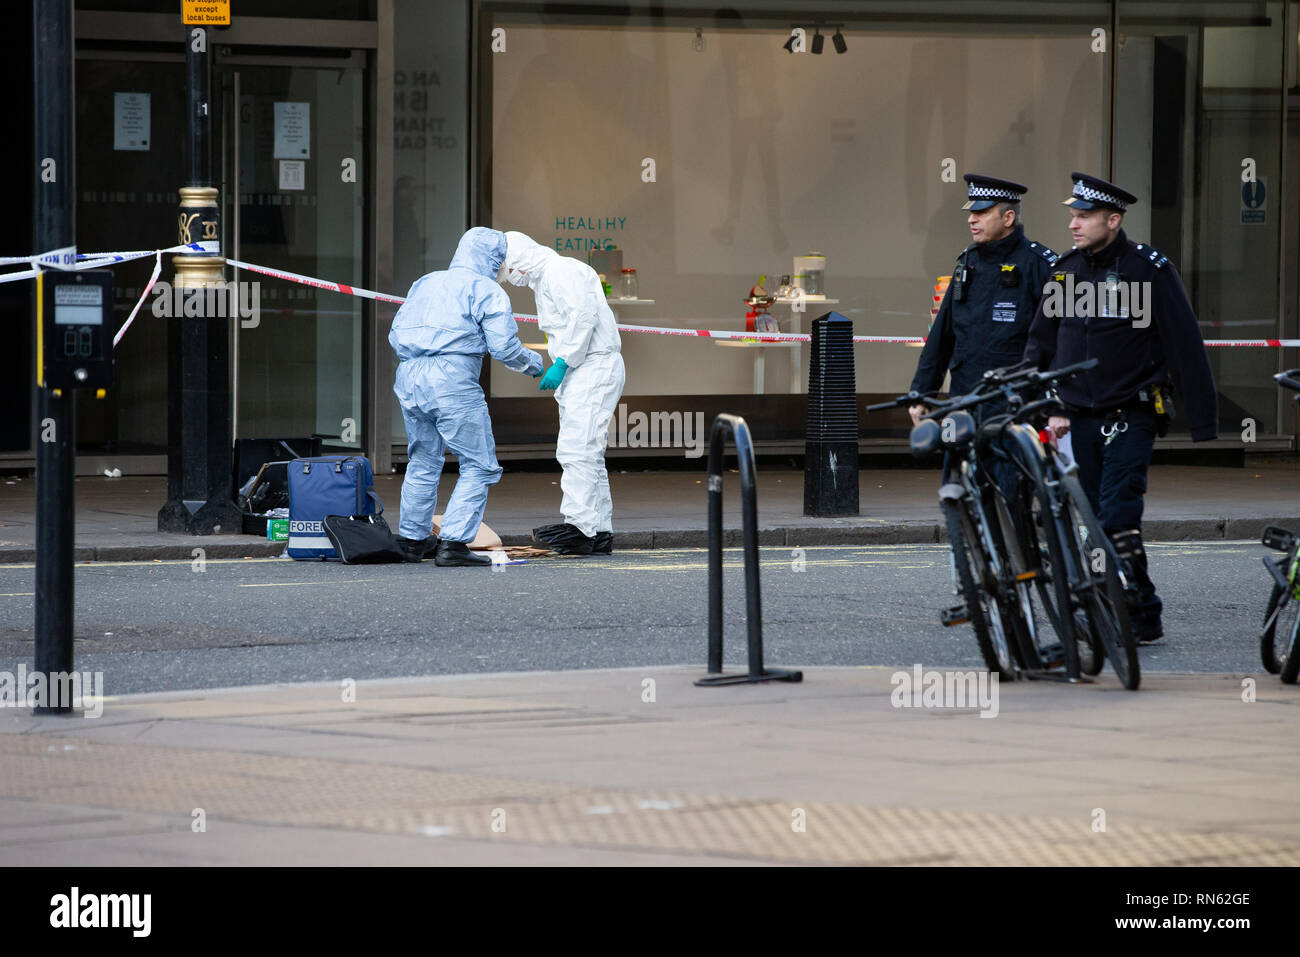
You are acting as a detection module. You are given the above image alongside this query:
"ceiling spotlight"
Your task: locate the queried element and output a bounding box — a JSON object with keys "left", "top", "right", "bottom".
{"left": 783, "top": 31, "right": 797, "bottom": 53}
{"left": 833, "top": 28, "right": 847, "bottom": 54}
{"left": 811, "top": 29, "right": 824, "bottom": 54}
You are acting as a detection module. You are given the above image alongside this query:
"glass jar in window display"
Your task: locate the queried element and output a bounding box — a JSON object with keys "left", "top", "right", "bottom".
{"left": 793, "top": 253, "right": 825, "bottom": 297}
{"left": 620, "top": 268, "right": 638, "bottom": 300}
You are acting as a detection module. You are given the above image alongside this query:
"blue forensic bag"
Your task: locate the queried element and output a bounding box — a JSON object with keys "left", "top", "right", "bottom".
{"left": 287, "top": 455, "right": 382, "bottom": 560}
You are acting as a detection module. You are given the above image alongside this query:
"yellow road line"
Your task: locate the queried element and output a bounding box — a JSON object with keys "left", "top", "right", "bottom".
{"left": 0, "top": 547, "right": 915, "bottom": 572}
{"left": 237, "top": 579, "right": 378, "bottom": 589}
{"left": 581, "top": 560, "right": 940, "bottom": 572}
{"left": 0, "top": 592, "right": 34, "bottom": 596}
{"left": 0, "top": 541, "right": 1252, "bottom": 574}
{"left": 0, "top": 557, "right": 290, "bottom": 571}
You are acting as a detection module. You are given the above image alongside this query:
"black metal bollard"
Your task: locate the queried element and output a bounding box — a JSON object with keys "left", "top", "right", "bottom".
{"left": 804, "top": 312, "right": 859, "bottom": 516}
{"left": 697, "top": 414, "right": 802, "bottom": 687}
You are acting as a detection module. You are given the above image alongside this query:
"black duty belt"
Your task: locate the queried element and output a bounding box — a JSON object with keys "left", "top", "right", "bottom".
{"left": 1066, "top": 388, "right": 1166, "bottom": 445}
{"left": 1065, "top": 389, "right": 1160, "bottom": 421}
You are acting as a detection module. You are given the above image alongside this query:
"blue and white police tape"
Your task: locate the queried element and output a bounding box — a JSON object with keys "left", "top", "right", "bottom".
{"left": 0, "top": 241, "right": 217, "bottom": 285}
{"left": 6, "top": 241, "right": 1300, "bottom": 350}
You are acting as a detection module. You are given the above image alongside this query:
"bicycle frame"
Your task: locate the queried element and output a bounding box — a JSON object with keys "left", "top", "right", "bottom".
{"left": 981, "top": 418, "right": 1084, "bottom": 677}
{"left": 941, "top": 421, "right": 1048, "bottom": 675}
{"left": 871, "top": 357, "right": 1109, "bottom": 681}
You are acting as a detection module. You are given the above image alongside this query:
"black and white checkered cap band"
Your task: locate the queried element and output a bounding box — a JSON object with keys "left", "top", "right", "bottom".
{"left": 967, "top": 185, "right": 1021, "bottom": 201}
{"left": 1072, "top": 181, "right": 1127, "bottom": 209}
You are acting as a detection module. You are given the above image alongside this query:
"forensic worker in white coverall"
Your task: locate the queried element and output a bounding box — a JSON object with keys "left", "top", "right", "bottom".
{"left": 502, "top": 231, "right": 626, "bottom": 555}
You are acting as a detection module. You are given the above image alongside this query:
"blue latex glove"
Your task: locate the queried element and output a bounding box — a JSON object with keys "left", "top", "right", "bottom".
{"left": 538, "top": 357, "right": 568, "bottom": 391}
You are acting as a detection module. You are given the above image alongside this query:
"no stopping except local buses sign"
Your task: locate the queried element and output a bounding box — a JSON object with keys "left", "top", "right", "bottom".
{"left": 182, "top": 1, "right": 231, "bottom": 26}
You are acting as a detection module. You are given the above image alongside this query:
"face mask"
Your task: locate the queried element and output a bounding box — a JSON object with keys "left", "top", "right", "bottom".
{"left": 506, "top": 267, "right": 527, "bottom": 286}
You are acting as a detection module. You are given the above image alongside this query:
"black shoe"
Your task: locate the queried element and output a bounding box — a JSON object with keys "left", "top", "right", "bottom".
{"left": 592, "top": 531, "right": 613, "bottom": 554}
{"left": 434, "top": 541, "right": 492, "bottom": 566}
{"left": 1131, "top": 605, "right": 1164, "bottom": 644}
{"left": 1136, "top": 621, "right": 1164, "bottom": 644}
{"left": 397, "top": 534, "right": 437, "bottom": 562}
{"left": 531, "top": 523, "right": 594, "bottom": 556}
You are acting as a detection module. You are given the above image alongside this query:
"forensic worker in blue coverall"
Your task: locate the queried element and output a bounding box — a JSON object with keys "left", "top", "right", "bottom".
{"left": 389, "top": 227, "right": 544, "bottom": 567}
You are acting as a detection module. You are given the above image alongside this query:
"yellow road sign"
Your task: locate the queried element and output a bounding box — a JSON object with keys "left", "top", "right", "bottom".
{"left": 182, "top": 1, "right": 230, "bottom": 26}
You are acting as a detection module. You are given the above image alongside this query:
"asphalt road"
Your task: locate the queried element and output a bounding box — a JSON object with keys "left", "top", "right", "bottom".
{"left": 0, "top": 542, "right": 1276, "bottom": 695}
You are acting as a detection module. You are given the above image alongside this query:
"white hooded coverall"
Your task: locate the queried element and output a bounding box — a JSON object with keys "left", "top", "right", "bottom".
{"left": 503, "top": 232, "right": 626, "bottom": 538}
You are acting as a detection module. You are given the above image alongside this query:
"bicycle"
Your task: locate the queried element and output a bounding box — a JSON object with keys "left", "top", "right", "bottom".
{"left": 1259, "top": 368, "right": 1300, "bottom": 683}
{"left": 871, "top": 359, "right": 1140, "bottom": 689}
{"left": 970, "top": 364, "right": 1107, "bottom": 682}
{"left": 871, "top": 381, "right": 1029, "bottom": 680}
{"left": 983, "top": 368, "right": 1138, "bottom": 690}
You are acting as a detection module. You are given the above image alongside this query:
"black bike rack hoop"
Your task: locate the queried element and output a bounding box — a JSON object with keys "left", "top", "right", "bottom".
{"left": 696, "top": 414, "right": 803, "bottom": 687}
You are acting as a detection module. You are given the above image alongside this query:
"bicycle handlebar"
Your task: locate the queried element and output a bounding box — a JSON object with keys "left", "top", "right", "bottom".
{"left": 1275, "top": 368, "right": 1300, "bottom": 394}
{"left": 1011, "top": 396, "right": 1063, "bottom": 424}
{"left": 866, "top": 358, "right": 1098, "bottom": 419}
{"left": 975, "top": 357, "right": 1097, "bottom": 394}
{"left": 865, "top": 390, "right": 941, "bottom": 413}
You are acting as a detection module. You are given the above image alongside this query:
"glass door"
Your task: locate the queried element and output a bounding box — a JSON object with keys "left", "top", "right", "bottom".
{"left": 73, "top": 53, "right": 188, "bottom": 457}
{"left": 220, "top": 52, "right": 367, "bottom": 449}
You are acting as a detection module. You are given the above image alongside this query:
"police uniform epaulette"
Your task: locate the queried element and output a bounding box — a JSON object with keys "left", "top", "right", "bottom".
{"left": 1133, "top": 243, "right": 1169, "bottom": 269}
{"left": 1027, "top": 241, "right": 1058, "bottom": 265}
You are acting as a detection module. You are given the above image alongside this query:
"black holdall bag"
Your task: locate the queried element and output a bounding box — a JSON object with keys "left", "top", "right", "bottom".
{"left": 322, "top": 514, "right": 408, "bottom": 565}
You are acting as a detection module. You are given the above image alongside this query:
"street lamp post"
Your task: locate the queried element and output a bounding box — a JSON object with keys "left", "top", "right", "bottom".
{"left": 32, "top": 0, "right": 76, "bottom": 713}
{"left": 157, "top": 21, "right": 239, "bottom": 534}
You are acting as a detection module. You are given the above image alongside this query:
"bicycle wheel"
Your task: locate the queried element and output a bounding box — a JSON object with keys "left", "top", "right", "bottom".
{"left": 1057, "top": 472, "right": 1140, "bottom": 690}
{"left": 942, "top": 498, "right": 1017, "bottom": 681}
{"left": 1281, "top": 611, "right": 1300, "bottom": 684}
{"left": 1012, "top": 463, "right": 1102, "bottom": 675}
{"left": 984, "top": 485, "right": 1043, "bottom": 672}
{"left": 1261, "top": 551, "right": 1300, "bottom": 676}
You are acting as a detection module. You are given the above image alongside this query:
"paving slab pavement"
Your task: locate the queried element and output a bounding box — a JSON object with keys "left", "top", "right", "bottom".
{"left": 0, "top": 462, "right": 1296, "bottom": 562}
{"left": 1, "top": 666, "right": 1297, "bottom": 866}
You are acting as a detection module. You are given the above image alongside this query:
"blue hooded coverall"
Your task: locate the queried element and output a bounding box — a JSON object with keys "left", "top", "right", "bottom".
{"left": 389, "top": 227, "right": 543, "bottom": 543}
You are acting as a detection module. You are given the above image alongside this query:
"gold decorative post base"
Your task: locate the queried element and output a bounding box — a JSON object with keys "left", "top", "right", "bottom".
{"left": 174, "top": 185, "right": 224, "bottom": 288}
{"left": 173, "top": 254, "right": 228, "bottom": 289}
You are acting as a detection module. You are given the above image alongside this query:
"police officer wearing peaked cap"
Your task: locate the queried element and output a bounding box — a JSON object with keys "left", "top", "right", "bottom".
{"left": 909, "top": 174, "right": 1059, "bottom": 423}
{"left": 1023, "top": 172, "right": 1218, "bottom": 644}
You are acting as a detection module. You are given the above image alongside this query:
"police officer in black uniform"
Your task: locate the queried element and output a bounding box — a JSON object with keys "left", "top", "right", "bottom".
{"left": 1024, "top": 173, "right": 1218, "bottom": 643}
{"left": 910, "top": 175, "right": 1059, "bottom": 422}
